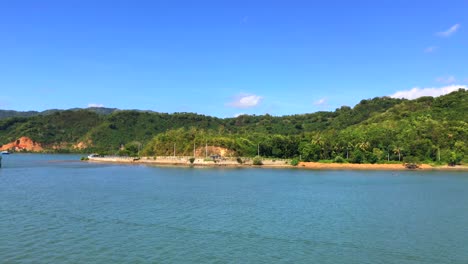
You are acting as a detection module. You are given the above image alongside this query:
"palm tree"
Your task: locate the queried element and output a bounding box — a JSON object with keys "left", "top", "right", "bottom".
{"left": 393, "top": 146, "right": 403, "bottom": 161}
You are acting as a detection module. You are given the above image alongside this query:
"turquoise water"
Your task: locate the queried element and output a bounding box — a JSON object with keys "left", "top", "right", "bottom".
{"left": 1, "top": 154, "right": 467, "bottom": 263}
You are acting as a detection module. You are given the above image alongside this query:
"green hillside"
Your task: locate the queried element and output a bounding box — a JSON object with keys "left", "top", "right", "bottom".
{"left": 0, "top": 89, "right": 466, "bottom": 164}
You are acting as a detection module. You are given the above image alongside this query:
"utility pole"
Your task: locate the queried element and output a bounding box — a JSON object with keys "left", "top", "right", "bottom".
{"left": 173, "top": 143, "right": 176, "bottom": 157}
{"left": 257, "top": 143, "right": 260, "bottom": 156}
{"left": 205, "top": 140, "right": 207, "bottom": 158}
{"left": 193, "top": 142, "right": 196, "bottom": 157}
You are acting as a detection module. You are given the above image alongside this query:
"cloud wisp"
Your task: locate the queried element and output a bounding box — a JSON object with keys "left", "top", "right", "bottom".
{"left": 0, "top": 98, "right": 8, "bottom": 109}
{"left": 436, "top": 76, "right": 457, "bottom": 84}
{"left": 241, "top": 16, "right": 249, "bottom": 24}
{"left": 390, "top": 85, "right": 466, "bottom": 100}
{"left": 228, "top": 94, "right": 263, "bottom": 108}
{"left": 314, "top": 98, "right": 327, "bottom": 106}
{"left": 88, "top": 103, "right": 105, "bottom": 108}
{"left": 436, "top": 24, "right": 460, "bottom": 37}
{"left": 424, "top": 46, "right": 438, "bottom": 53}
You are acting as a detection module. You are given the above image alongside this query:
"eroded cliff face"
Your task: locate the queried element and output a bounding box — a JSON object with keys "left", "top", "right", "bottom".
{"left": 72, "top": 140, "right": 93, "bottom": 150}
{"left": 194, "top": 146, "right": 236, "bottom": 157}
{"left": 0, "top": 137, "right": 44, "bottom": 152}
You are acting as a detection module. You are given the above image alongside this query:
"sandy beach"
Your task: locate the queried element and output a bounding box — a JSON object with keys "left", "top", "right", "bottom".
{"left": 297, "top": 162, "right": 468, "bottom": 170}
{"left": 87, "top": 156, "right": 468, "bottom": 171}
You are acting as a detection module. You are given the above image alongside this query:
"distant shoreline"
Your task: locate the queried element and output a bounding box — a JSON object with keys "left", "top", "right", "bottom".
{"left": 87, "top": 156, "right": 291, "bottom": 168}
{"left": 298, "top": 162, "right": 467, "bottom": 171}
{"left": 87, "top": 156, "right": 468, "bottom": 171}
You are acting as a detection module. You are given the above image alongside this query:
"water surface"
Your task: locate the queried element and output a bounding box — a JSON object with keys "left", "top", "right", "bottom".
{"left": 1, "top": 154, "right": 467, "bottom": 263}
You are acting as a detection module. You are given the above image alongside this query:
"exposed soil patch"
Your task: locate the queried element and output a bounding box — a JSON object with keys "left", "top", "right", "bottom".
{"left": 73, "top": 140, "right": 92, "bottom": 150}
{"left": 0, "top": 136, "right": 43, "bottom": 152}
{"left": 194, "top": 146, "right": 236, "bottom": 157}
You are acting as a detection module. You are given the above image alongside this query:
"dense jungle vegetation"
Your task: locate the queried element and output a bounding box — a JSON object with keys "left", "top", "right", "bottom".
{"left": 0, "top": 89, "right": 466, "bottom": 165}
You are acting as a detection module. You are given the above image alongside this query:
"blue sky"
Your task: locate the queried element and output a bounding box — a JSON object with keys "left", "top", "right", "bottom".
{"left": 0, "top": 0, "right": 467, "bottom": 117}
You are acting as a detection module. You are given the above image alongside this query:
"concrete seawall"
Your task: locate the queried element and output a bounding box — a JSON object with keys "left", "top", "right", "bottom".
{"left": 87, "top": 156, "right": 468, "bottom": 170}
{"left": 88, "top": 156, "right": 291, "bottom": 168}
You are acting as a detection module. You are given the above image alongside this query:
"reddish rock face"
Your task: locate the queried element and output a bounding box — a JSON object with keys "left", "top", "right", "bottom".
{"left": 0, "top": 137, "right": 44, "bottom": 152}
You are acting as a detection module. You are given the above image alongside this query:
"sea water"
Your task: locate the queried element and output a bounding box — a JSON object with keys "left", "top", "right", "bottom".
{"left": 1, "top": 154, "right": 467, "bottom": 263}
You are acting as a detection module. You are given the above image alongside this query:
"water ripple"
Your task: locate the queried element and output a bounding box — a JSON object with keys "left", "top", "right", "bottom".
{"left": 1, "top": 154, "right": 468, "bottom": 263}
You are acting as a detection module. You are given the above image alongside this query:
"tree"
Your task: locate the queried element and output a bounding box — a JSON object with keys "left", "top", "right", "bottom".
{"left": 351, "top": 149, "right": 366, "bottom": 164}
{"left": 299, "top": 142, "right": 320, "bottom": 162}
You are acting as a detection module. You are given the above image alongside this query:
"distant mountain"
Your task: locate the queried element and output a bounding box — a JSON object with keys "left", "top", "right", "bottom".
{"left": 0, "top": 107, "right": 118, "bottom": 120}
{"left": 0, "top": 110, "right": 41, "bottom": 119}
{"left": 67, "top": 107, "right": 119, "bottom": 115}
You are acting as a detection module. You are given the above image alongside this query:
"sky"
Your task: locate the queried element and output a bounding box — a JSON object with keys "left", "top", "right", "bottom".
{"left": 0, "top": 0, "right": 467, "bottom": 117}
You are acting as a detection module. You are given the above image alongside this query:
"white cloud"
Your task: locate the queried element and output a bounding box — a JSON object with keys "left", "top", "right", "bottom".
{"left": 390, "top": 85, "right": 466, "bottom": 100}
{"left": 436, "top": 76, "right": 457, "bottom": 84}
{"left": 0, "top": 100, "right": 6, "bottom": 109}
{"left": 88, "top": 103, "right": 104, "bottom": 108}
{"left": 424, "top": 46, "right": 438, "bottom": 53}
{"left": 228, "top": 94, "right": 262, "bottom": 108}
{"left": 234, "top": 113, "right": 245, "bottom": 117}
{"left": 314, "top": 98, "right": 327, "bottom": 105}
{"left": 436, "top": 24, "right": 460, "bottom": 37}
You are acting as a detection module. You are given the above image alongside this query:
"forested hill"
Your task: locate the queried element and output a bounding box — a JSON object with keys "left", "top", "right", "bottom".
{"left": 0, "top": 89, "right": 466, "bottom": 164}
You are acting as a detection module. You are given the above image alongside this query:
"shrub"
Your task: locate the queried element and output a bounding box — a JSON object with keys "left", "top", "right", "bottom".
{"left": 448, "top": 152, "right": 462, "bottom": 166}
{"left": 189, "top": 157, "right": 195, "bottom": 164}
{"left": 290, "top": 158, "right": 299, "bottom": 166}
{"left": 334, "top": 155, "right": 345, "bottom": 163}
{"left": 403, "top": 156, "right": 420, "bottom": 169}
{"left": 403, "top": 156, "right": 419, "bottom": 164}
{"left": 236, "top": 157, "right": 243, "bottom": 164}
{"left": 404, "top": 163, "right": 419, "bottom": 169}
{"left": 253, "top": 156, "right": 263, "bottom": 165}
{"left": 118, "top": 149, "right": 130, "bottom": 156}
{"left": 80, "top": 156, "right": 89, "bottom": 161}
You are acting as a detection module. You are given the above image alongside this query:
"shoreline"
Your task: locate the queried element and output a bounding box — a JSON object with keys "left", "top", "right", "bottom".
{"left": 87, "top": 156, "right": 468, "bottom": 171}
{"left": 298, "top": 162, "right": 467, "bottom": 171}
